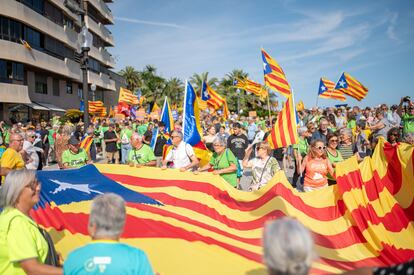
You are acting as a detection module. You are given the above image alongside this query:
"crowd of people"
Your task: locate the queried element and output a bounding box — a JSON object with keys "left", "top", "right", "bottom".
{"left": 0, "top": 96, "right": 413, "bottom": 274}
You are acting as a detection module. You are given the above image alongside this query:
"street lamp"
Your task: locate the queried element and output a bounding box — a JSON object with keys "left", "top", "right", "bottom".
{"left": 79, "top": 25, "right": 93, "bottom": 127}
{"left": 236, "top": 88, "right": 241, "bottom": 115}
{"left": 91, "top": 83, "right": 96, "bottom": 101}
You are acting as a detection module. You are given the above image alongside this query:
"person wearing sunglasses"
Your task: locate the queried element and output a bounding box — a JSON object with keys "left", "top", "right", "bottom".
{"left": 22, "top": 131, "right": 42, "bottom": 170}
{"left": 298, "top": 139, "right": 334, "bottom": 192}
{"left": 326, "top": 133, "right": 343, "bottom": 185}
{"left": 387, "top": 127, "right": 401, "bottom": 146}
{"left": 242, "top": 141, "right": 280, "bottom": 191}
{"left": 162, "top": 131, "right": 199, "bottom": 171}
{"left": 0, "top": 133, "right": 25, "bottom": 179}
{"left": 0, "top": 169, "right": 62, "bottom": 274}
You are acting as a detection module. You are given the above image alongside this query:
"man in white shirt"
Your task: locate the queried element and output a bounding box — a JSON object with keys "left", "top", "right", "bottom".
{"left": 161, "top": 131, "right": 199, "bottom": 171}
{"left": 22, "top": 131, "right": 42, "bottom": 170}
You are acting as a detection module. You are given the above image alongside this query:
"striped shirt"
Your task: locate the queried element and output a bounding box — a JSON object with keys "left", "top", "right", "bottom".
{"left": 338, "top": 143, "right": 354, "bottom": 160}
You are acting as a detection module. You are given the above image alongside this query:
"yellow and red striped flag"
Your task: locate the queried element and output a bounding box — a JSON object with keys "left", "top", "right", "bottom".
{"left": 118, "top": 87, "right": 139, "bottom": 105}
{"left": 265, "top": 94, "right": 298, "bottom": 149}
{"left": 88, "top": 101, "right": 107, "bottom": 116}
{"left": 318, "top": 78, "right": 346, "bottom": 101}
{"left": 32, "top": 138, "right": 414, "bottom": 275}
{"left": 222, "top": 100, "right": 229, "bottom": 120}
{"left": 201, "top": 81, "right": 225, "bottom": 110}
{"left": 261, "top": 48, "right": 291, "bottom": 97}
{"left": 334, "top": 72, "right": 368, "bottom": 101}
{"left": 234, "top": 78, "right": 268, "bottom": 99}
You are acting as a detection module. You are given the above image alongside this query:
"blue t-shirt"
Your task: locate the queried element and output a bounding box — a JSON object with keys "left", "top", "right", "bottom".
{"left": 63, "top": 241, "right": 154, "bottom": 275}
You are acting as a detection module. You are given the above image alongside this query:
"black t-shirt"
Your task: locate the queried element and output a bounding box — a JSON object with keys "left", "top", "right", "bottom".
{"left": 154, "top": 134, "right": 167, "bottom": 157}
{"left": 143, "top": 130, "right": 153, "bottom": 145}
{"left": 104, "top": 130, "right": 117, "bottom": 152}
{"left": 227, "top": 134, "right": 249, "bottom": 160}
{"left": 40, "top": 129, "right": 49, "bottom": 144}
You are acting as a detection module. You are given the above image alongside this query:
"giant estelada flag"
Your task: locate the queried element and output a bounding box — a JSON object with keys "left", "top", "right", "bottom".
{"left": 32, "top": 138, "right": 414, "bottom": 274}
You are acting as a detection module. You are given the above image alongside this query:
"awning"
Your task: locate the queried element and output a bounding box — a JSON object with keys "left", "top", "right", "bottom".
{"left": 0, "top": 83, "right": 31, "bottom": 104}
{"left": 26, "top": 102, "right": 49, "bottom": 111}
{"left": 35, "top": 102, "right": 66, "bottom": 112}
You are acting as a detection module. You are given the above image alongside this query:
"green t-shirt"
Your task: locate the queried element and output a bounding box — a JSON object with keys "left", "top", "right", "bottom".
{"left": 62, "top": 148, "right": 88, "bottom": 168}
{"left": 120, "top": 128, "right": 133, "bottom": 144}
{"left": 402, "top": 113, "right": 414, "bottom": 134}
{"left": 209, "top": 149, "right": 238, "bottom": 187}
{"left": 0, "top": 208, "right": 48, "bottom": 274}
{"left": 128, "top": 144, "right": 156, "bottom": 164}
{"left": 4, "top": 130, "right": 10, "bottom": 144}
{"left": 292, "top": 137, "right": 308, "bottom": 157}
{"left": 347, "top": 120, "right": 356, "bottom": 129}
{"left": 327, "top": 149, "right": 343, "bottom": 180}
{"left": 137, "top": 124, "right": 148, "bottom": 135}
{"left": 48, "top": 129, "right": 55, "bottom": 145}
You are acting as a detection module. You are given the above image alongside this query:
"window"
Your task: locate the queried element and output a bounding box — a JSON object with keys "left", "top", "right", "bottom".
{"left": 53, "top": 79, "right": 60, "bottom": 96}
{"left": 1, "top": 17, "right": 9, "bottom": 40}
{"left": 35, "top": 73, "right": 47, "bottom": 94}
{"left": 12, "top": 63, "right": 24, "bottom": 81}
{"left": 88, "top": 58, "right": 101, "bottom": 73}
{"left": 44, "top": 1, "right": 63, "bottom": 26}
{"left": 0, "top": 60, "right": 7, "bottom": 81}
{"left": 44, "top": 35, "right": 64, "bottom": 59}
{"left": 66, "top": 81, "right": 73, "bottom": 94}
{"left": 24, "top": 27, "right": 41, "bottom": 49}
{"left": 21, "top": 0, "right": 44, "bottom": 14}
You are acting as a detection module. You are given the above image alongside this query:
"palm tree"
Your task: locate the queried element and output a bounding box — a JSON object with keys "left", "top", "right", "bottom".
{"left": 139, "top": 65, "right": 166, "bottom": 103}
{"left": 189, "top": 72, "right": 219, "bottom": 95}
{"left": 218, "top": 69, "right": 250, "bottom": 112}
{"left": 119, "top": 66, "right": 141, "bottom": 92}
{"left": 163, "top": 77, "right": 184, "bottom": 106}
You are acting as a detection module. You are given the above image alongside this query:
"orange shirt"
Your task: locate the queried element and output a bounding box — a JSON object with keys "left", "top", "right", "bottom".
{"left": 304, "top": 158, "right": 329, "bottom": 188}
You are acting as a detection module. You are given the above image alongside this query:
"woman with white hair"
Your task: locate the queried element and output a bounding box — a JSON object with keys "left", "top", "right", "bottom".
{"left": 63, "top": 193, "right": 154, "bottom": 274}
{"left": 127, "top": 133, "right": 156, "bottom": 167}
{"left": 196, "top": 136, "right": 238, "bottom": 188}
{"left": 263, "top": 217, "right": 315, "bottom": 275}
{"left": 0, "top": 169, "right": 62, "bottom": 274}
{"left": 338, "top": 128, "right": 356, "bottom": 160}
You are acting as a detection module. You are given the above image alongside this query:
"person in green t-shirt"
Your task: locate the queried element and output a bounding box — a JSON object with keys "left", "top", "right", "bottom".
{"left": 196, "top": 136, "right": 238, "bottom": 187}
{"left": 62, "top": 136, "right": 90, "bottom": 169}
{"left": 137, "top": 120, "right": 148, "bottom": 136}
{"left": 127, "top": 133, "right": 156, "bottom": 167}
{"left": 396, "top": 97, "right": 414, "bottom": 137}
{"left": 326, "top": 133, "right": 343, "bottom": 185}
{"left": 292, "top": 127, "right": 310, "bottom": 190}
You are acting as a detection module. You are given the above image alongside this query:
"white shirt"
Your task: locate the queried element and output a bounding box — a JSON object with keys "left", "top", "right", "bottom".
{"left": 23, "top": 140, "right": 39, "bottom": 170}
{"left": 165, "top": 141, "right": 195, "bottom": 169}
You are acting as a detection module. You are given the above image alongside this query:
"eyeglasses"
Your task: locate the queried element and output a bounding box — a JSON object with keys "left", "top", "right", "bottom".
{"left": 315, "top": 146, "right": 326, "bottom": 150}
{"left": 10, "top": 139, "right": 23, "bottom": 142}
{"left": 213, "top": 144, "right": 222, "bottom": 147}
{"left": 329, "top": 139, "right": 338, "bottom": 143}
{"left": 390, "top": 133, "right": 399, "bottom": 137}
{"left": 171, "top": 136, "right": 180, "bottom": 139}
{"left": 257, "top": 147, "right": 266, "bottom": 150}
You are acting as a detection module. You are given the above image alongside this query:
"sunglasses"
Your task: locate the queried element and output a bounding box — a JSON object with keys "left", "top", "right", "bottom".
{"left": 315, "top": 146, "right": 326, "bottom": 150}
{"left": 171, "top": 136, "right": 180, "bottom": 139}
{"left": 329, "top": 139, "right": 338, "bottom": 142}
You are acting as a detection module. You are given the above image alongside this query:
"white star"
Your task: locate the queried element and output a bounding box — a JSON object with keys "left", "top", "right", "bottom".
{"left": 49, "top": 179, "right": 103, "bottom": 195}
{"left": 320, "top": 86, "right": 326, "bottom": 92}
{"left": 338, "top": 80, "right": 346, "bottom": 87}
{"left": 203, "top": 91, "right": 209, "bottom": 98}
{"left": 263, "top": 62, "right": 268, "bottom": 71}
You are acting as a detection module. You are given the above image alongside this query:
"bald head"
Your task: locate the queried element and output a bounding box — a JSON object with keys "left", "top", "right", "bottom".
{"left": 9, "top": 133, "right": 24, "bottom": 151}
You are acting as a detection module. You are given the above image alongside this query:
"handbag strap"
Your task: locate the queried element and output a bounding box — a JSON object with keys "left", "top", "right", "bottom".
{"left": 257, "top": 156, "right": 272, "bottom": 184}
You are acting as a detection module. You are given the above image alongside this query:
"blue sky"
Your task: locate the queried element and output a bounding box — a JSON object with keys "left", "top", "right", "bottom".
{"left": 109, "top": 0, "right": 414, "bottom": 108}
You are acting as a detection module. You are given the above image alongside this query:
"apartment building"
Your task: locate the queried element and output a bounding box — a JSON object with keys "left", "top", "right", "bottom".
{"left": 0, "top": 0, "right": 120, "bottom": 123}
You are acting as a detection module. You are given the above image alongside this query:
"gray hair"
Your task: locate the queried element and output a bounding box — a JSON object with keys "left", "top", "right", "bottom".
{"left": 131, "top": 133, "right": 143, "bottom": 141}
{"left": 263, "top": 217, "right": 314, "bottom": 275}
{"left": 171, "top": 130, "right": 183, "bottom": 139}
{"left": 0, "top": 169, "right": 37, "bottom": 208}
{"left": 340, "top": 128, "right": 352, "bottom": 137}
{"left": 212, "top": 136, "right": 226, "bottom": 147}
{"left": 89, "top": 193, "right": 126, "bottom": 238}
{"left": 297, "top": 127, "right": 308, "bottom": 136}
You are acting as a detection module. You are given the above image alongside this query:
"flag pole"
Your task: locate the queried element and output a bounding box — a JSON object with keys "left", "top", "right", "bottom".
{"left": 266, "top": 87, "right": 272, "bottom": 126}
{"left": 316, "top": 96, "right": 319, "bottom": 107}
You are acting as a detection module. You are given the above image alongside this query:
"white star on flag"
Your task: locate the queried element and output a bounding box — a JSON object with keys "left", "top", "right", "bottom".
{"left": 339, "top": 80, "right": 346, "bottom": 87}
{"left": 263, "top": 62, "right": 268, "bottom": 71}
{"left": 320, "top": 86, "right": 326, "bottom": 92}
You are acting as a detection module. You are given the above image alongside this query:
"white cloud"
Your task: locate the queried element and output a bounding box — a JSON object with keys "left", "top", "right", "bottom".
{"left": 115, "top": 16, "right": 189, "bottom": 29}
{"left": 386, "top": 12, "right": 400, "bottom": 42}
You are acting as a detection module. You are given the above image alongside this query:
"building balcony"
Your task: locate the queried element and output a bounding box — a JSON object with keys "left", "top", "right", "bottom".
{"left": 89, "top": 46, "right": 115, "bottom": 68}
{"left": 87, "top": 71, "right": 116, "bottom": 92}
{"left": 0, "top": 40, "right": 81, "bottom": 81}
{"left": 0, "top": 82, "right": 31, "bottom": 104}
{"left": 1, "top": 0, "right": 78, "bottom": 48}
{"left": 49, "top": 0, "right": 81, "bottom": 24}
{"left": 85, "top": 16, "right": 114, "bottom": 46}
{"left": 85, "top": 0, "right": 114, "bottom": 24}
